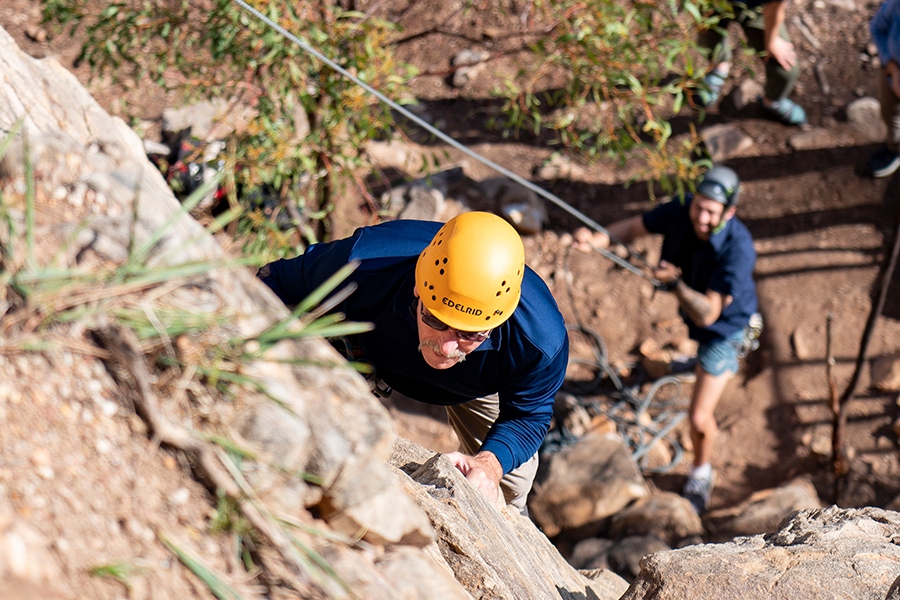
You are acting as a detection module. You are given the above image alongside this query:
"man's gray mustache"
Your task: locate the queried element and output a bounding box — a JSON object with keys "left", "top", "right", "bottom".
{"left": 419, "top": 339, "right": 467, "bottom": 362}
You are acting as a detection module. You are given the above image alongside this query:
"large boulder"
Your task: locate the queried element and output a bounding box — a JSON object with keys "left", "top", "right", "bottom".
{"left": 529, "top": 432, "right": 649, "bottom": 537}
{"left": 620, "top": 506, "right": 900, "bottom": 600}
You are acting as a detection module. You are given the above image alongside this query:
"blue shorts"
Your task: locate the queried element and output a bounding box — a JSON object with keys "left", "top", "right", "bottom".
{"left": 698, "top": 329, "right": 745, "bottom": 376}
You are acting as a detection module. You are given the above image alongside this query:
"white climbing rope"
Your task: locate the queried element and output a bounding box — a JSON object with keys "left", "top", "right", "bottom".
{"left": 229, "top": 0, "right": 661, "bottom": 286}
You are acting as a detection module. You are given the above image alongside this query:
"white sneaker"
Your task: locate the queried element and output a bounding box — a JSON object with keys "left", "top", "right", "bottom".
{"left": 683, "top": 471, "right": 716, "bottom": 514}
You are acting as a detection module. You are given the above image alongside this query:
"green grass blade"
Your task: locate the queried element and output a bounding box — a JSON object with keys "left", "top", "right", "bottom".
{"left": 287, "top": 533, "right": 347, "bottom": 590}
{"left": 297, "top": 281, "right": 357, "bottom": 326}
{"left": 24, "top": 130, "right": 35, "bottom": 271}
{"left": 12, "top": 266, "right": 103, "bottom": 286}
{"left": 291, "top": 319, "right": 373, "bottom": 339}
{"left": 215, "top": 450, "right": 348, "bottom": 593}
{"left": 255, "top": 314, "right": 373, "bottom": 346}
{"left": 292, "top": 260, "right": 360, "bottom": 316}
{"left": 158, "top": 204, "right": 247, "bottom": 266}
{"left": 121, "top": 256, "right": 258, "bottom": 288}
{"left": 160, "top": 535, "right": 248, "bottom": 600}
{"left": 0, "top": 116, "right": 25, "bottom": 161}
{"left": 127, "top": 171, "right": 224, "bottom": 269}
{"left": 255, "top": 261, "right": 361, "bottom": 345}
{"left": 89, "top": 562, "right": 140, "bottom": 590}
{"left": 203, "top": 205, "right": 243, "bottom": 236}
{"left": 198, "top": 434, "right": 257, "bottom": 460}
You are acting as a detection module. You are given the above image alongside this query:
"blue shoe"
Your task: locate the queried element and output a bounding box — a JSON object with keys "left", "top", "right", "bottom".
{"left": 761, "top": 98, "right": 807, "bottom": 126}
{"left": 695, "top": 70, "right": 728, "bottom": 108}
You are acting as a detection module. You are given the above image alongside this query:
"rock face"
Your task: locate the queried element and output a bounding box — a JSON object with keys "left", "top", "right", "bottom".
{"left": 620, "top": 507, "right": 900, "bottom": 600}
{"left": 390, "top": 438, "right": 630, "bottom": 600}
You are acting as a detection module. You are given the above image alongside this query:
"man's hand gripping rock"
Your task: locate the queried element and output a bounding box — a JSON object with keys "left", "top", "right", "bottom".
{"left": 444, "top": 450, "right": 505, "bottom": 507}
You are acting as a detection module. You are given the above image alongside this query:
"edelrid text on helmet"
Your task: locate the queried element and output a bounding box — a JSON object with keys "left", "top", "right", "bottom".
{"left": 696, "top": 165, "right": 741, "bottom": 207}
{"left": 415, "top": 212, "right": 525, "bottom": 331}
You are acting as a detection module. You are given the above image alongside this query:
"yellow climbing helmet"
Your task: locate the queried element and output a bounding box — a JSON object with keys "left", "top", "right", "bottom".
{"left": 415, "top": 211, "right": 525, "bottom": 331}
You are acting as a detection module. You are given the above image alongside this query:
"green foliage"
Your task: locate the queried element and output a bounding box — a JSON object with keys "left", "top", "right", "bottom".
{"left": 37, "top": 0, "right": 737, "bottom": 222}
{"left": 39, "top": 0, "right": 416, "bottom": 255}
{"left": 210, "top": 492, "right": 252, "bottom": 536}
{"left": 493, "top": 0, "right": 732, "bottom": 196}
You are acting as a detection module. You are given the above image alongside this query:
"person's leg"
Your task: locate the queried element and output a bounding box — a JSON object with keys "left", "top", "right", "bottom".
{"left": 695, "top": 15, "right": 734, "bottom": 106}
{"left": 446, "top": 395, "right": 539, "bottom": 513}
{"left": 880, "top": 72, "right": 900, "bottom": 153}
{"left": 740, "top": 10, "right": 800, "bottom": 103}
{"left": 698, "top": 18, "right": 733, "bottom": 68}
{"left": 688, "top": 367, "right": 732, "bottom": 468}
{"left": 682, "top": 330, "right": 742, "bottom": 513}
{"left": 740, "top": 8, "right": 805, "bottom": 125}
{"left": 869, "top": 72, "right": 900, "bottom": 177}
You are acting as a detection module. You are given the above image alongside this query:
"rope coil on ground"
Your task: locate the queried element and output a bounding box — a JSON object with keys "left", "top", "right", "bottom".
{"left": 541, "top": 246, "right": 690, "bottom": 473}
{"left": 553, "top": 323, "right": 688, "bottom": 474}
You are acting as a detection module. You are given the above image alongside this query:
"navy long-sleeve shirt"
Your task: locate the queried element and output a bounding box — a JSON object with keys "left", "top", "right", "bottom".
{"left": 260, "top": 219, "right": 569, "bottom": 475}
{"left": 871, "top": 0, "right": 900, "bottom": 67}
{"left": 642, "top": 195, "right": 758, "bottom": 344}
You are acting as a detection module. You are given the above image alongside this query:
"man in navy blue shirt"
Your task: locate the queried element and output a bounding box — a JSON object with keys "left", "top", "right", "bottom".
{"left": 574, "top": 166, "right": 759, "bottom": 514}
{"left": 258, "top": 211, "right": 569, "bottom": 513}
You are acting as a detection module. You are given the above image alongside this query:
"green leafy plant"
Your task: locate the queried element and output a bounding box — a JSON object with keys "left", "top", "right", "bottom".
{"left": 37, "top": 0, "right": 734, "bottom": 234}
{"left": 39, "top": 0, "right": 417, "bottom": 256}
{"left": 491, "top": 0, "right": 731, "bottom": 197}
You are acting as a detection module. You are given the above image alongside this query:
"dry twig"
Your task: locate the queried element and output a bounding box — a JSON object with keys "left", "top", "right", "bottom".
{"left": 832, "top": 204, "right": 900, "bottom": 500}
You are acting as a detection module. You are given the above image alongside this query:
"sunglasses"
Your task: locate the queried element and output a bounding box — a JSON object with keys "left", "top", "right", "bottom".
{"left": 418, "top": 301, "right": 491, "bottom": 343}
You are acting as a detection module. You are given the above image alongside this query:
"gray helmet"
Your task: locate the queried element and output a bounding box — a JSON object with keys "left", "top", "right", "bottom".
{"left": 696, "top": 165, "right": 740, "bottom": 207}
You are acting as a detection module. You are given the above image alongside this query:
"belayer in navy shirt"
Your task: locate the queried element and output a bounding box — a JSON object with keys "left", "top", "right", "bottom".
{"left": 574, "top": 166, "right": 759, "bottom": 515}
{"left": 258, "top": 211, "right": 568, "bottom": 513}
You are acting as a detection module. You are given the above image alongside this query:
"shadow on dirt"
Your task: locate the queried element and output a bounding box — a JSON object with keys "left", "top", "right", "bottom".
{"left": 537, "top": 143, "right": 883, "bottom": 233}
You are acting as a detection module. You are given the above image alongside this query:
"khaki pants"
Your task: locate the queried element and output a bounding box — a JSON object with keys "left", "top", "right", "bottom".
{"left": 389, "top": 389, "right": 539, "bottom": 513}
